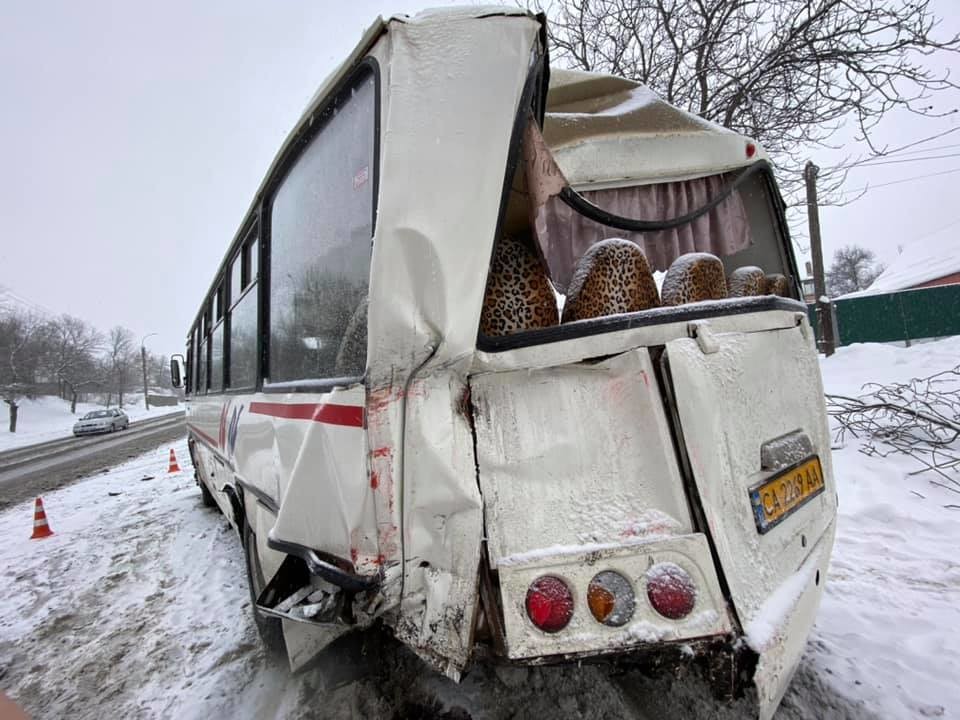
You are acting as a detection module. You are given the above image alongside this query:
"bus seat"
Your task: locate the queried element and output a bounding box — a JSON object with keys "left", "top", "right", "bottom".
{"left": 562, "top": 238, "right": 659, "bottom": 322}
{"left": 728, "top": 266, "right": 766, "bottom": 297}
{"left": 764, "top": 274, "right": 790, "bottom": 296}
{"left": 480, "top": 236, "right": 559, "bottom": 337}
{"left": 661, "top": 252, "right": 727, "bottom": 306}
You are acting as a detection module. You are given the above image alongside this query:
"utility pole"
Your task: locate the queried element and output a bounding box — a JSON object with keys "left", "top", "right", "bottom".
{"left": 804, "top": 161, "right": 836, "bottom": 357}
{"left": 141, "top": 333, "right": 157, "bottom": 410}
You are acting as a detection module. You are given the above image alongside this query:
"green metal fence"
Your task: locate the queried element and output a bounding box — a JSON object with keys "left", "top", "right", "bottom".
{"left": 808, "top": 283, "right": 960, "bottom": 346}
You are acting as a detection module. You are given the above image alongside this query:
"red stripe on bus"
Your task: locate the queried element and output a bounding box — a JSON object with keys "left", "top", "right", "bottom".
{"left": 249, "top": 402, "right": 365, "bottom": 428}
{"left": 188, "top": 424, "right": 219, "bottom": 448}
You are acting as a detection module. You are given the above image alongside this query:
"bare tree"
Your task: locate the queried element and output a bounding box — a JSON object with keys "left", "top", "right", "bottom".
{"left": 826, "top": 244, "right": 886, "bottom": 296}
{"left": 0, "top": 310, "right": 50, "bottom": 432}
{"left": 104, "top": 326, "right": 136, "bottom": 408}
{"left": 45, "top": 315, "right": 103, "bottom": 413}
{"left": 539, "top": 0, "right": 959, "bottom": 202}
{"left": 151, "top": 353, "right": 171, "bottom": 391}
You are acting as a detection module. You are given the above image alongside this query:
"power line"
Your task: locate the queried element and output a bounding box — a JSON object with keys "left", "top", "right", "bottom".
{"left": 871, "top": 142, "right": 960, "bottom": 157}
{"left": 838, "top": 166, "right": 960, "bottom": 195}
{"left": 828, "top": 126, "right": 960, "bottom": 171}
{"left": 904, "top": 215, "right": 960, "bottom": 246}
{"left": 841, "top": 152, "right": 960, "bottom": 169}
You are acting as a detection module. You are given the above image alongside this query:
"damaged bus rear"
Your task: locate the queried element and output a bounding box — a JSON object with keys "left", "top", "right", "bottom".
{"left": 175, "top": 9, "right": 836, "bottom": 719}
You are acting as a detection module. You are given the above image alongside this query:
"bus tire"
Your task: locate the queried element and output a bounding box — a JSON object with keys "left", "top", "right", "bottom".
{"left": 243, "top": 521, "right": 286, "bottom": 655}
{"left": 199, "top": 479, "right": 217, "bottom": 508}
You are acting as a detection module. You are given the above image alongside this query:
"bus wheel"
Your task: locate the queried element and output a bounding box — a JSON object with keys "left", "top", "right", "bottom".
{"left": 243, "top": 522, "right": 286, "bottom": 655}
{"left": 199, "top": 479, "right": 217, "bottom": 508}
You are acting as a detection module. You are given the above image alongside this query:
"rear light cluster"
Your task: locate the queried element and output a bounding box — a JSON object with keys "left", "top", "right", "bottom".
{"left": 525, "top": 563, "right": 697, "bottom": 633}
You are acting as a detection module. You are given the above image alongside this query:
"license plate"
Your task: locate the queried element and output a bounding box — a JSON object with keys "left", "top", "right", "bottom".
{"left": 749, "top": 456, "right": 825, "bottom": 534}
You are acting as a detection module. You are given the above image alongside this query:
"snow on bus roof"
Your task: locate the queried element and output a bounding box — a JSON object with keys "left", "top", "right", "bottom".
{"left": 545, "top": 68, "right": 768, "bottom": 189}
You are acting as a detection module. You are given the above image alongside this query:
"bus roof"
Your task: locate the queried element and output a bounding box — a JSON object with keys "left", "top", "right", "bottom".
{"left": 544, "top": 68, "right": 768, "bottom": 189}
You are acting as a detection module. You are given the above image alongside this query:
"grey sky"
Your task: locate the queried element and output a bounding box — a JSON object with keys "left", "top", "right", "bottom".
{"left": 1, "top": 1, "right": 958, "bottom": 356}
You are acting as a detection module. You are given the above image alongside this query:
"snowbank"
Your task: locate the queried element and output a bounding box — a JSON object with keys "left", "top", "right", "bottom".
{"left": 0, "top": 395, "right": 181, "bottom": 452}
{"left": 811, "top": 336, "right": 960, "bottom": 718}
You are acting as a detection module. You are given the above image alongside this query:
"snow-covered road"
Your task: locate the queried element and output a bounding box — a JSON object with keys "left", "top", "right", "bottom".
{"left": 1, "top": 339, "right": 958, "bottom": 719}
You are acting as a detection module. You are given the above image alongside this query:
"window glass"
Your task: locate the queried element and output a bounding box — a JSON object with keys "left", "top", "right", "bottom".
{"left": 198, "top": 339, "right": 207, "bottom": 393}
{"left": 186, "top": 342, "right": 193, "bottom": 394}
{"left": 246, "top": 239, "right": 258, "bottom": 288}
{"left": 210, "top": 324, "right": 224, "bottom": 391}
{"left": 231, "top": 255, "right": 242, "bottom": 306}
{"left": 191, "top": 330, "right": 198, "bottom": 394}
{"left": 268, "top": 71, "right": 375, "bottom": 382}
{"left": 229, "top": 284, "right": 258, "bottom": 388}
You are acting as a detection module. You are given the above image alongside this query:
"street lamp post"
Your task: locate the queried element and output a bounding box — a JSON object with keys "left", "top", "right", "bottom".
{"left": 141, "top": 333, "right": 158, "bottom": 411}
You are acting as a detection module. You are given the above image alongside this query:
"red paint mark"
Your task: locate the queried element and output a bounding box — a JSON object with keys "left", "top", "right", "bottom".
{"left": 372, "top": 446, "right": 392, "bottom": 458}
{"left": 350, "top": 547, "right": 359, "bottom": 563}
{"left": 187, "top": 424, "right": 218, "bottom": 448}
{"left": 376, "top": 554, "right": 385, "bottom": 565}
{"left": 370, "top": 471, "right": 380, "bottom": 489}
{"left": 249, "top": 402, "right": 364, "bottom": 428}
{"left": 367, "top": 382, "right": 427, "bottom": 415}
{"left": 640, "top": 370, "right": 649, "bottom": 388}
{"left": 620, "top": 520, "right": 673, "bottom": 538}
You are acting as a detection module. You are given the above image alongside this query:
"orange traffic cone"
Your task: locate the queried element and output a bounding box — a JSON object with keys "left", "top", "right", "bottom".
{"left": 31, "top": 497, "right": 54, "bottom": 539}
{"left": 168, "top": 448, "right": 181, "bottom": 473}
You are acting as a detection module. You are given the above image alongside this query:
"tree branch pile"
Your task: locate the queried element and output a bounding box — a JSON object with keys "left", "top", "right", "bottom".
{"left": 826, "top": 366, "right": 960, "bottom": 493}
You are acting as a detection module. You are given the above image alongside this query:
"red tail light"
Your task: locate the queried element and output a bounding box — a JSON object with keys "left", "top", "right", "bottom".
{"left": 645, "top": 562, "right": 697, "bottom": 619}
{"left": 525, "top": 575, "right": 574, "bottom": 633}
{"left": 746, "top": 141, "right": 757, "bottom": 158}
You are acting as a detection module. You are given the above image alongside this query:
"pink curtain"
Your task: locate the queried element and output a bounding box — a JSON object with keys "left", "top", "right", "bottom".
{"left": 534, "top": 176, "right": 752, "bottom": 292}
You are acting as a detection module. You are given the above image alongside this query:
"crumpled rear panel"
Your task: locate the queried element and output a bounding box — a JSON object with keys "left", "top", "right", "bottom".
{"left": 471, "top": 348, "right": 693, "bottom": 567}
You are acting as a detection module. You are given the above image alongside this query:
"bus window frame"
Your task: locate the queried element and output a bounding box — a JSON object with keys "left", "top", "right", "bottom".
{"left": 185, "top": 340, "right": 193, "bottom": 395}
{"left": 226, "top": 222, "right": 260, "bottom": 393}
{"left": 260, "top": 58, "right": 381, "bottom": 395}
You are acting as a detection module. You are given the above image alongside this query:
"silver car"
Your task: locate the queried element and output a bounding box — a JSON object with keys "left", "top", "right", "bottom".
{"left": 72, "top": 408, "right": 130, "bottom": 436}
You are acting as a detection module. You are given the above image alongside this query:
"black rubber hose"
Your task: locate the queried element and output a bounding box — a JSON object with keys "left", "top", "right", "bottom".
{"left": 557, "top": 160, "right": 769, "bottom": 233}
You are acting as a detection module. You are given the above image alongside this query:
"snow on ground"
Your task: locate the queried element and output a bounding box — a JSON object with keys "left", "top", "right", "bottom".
{"left": 0, "top": 395, "right": 182, "bottom": 452}
{"left": 0, "top": 441, "right": 650, "bottom": 720}
{"left": 808, "top": 337, "right": 960, "bottom": 718}
{"left": 0, "top": 339, "right": 958, "bottom": 719}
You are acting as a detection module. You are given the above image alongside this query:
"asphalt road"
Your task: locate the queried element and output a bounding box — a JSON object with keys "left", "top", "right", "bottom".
{"left": 0, "top": 414, "right": 187, "bottom": 510}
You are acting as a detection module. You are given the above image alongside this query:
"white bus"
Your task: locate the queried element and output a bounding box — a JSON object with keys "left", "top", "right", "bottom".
{"left": 171, "top": 8, "right": 836, "bottom": 718}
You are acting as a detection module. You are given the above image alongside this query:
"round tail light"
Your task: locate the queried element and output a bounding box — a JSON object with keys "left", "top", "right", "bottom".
{"left": 587, "top": 571, "right": 635, "bottom": 626}
{"left": 746, "top": 141, "right": 757, "bottom": 158}
{"left": 645, "top": 562, "right": 697, "bottom": 619}
{"left": 525, "top": 575, "right": 574, "bottom": 633}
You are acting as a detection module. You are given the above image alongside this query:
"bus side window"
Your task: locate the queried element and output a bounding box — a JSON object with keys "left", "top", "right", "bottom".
{"left": 229, "top": 229, "right": 258, "bottom": 390}
{"left": 267, "top": 68, "right": 376, "bottom": 383}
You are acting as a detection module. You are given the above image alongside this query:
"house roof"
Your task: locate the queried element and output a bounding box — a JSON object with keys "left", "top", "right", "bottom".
{"left": 844, "top": 234, "right": 960, "bottom": 298}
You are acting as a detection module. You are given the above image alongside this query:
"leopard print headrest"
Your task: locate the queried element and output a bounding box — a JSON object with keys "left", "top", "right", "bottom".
{"left": 661, "top": 252, "right": 727, "bottom": 306}
{"left": 480, "top": 236, "right": 559, "bottom": 337}
{"left": 764, "top": 274, "right": 790, "bottom": 296}
{"left": 562, "top": 239, "right": 660, "bottom": 323}
{"left": 728, "top": 266, "right": 766, "bottom": 297}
